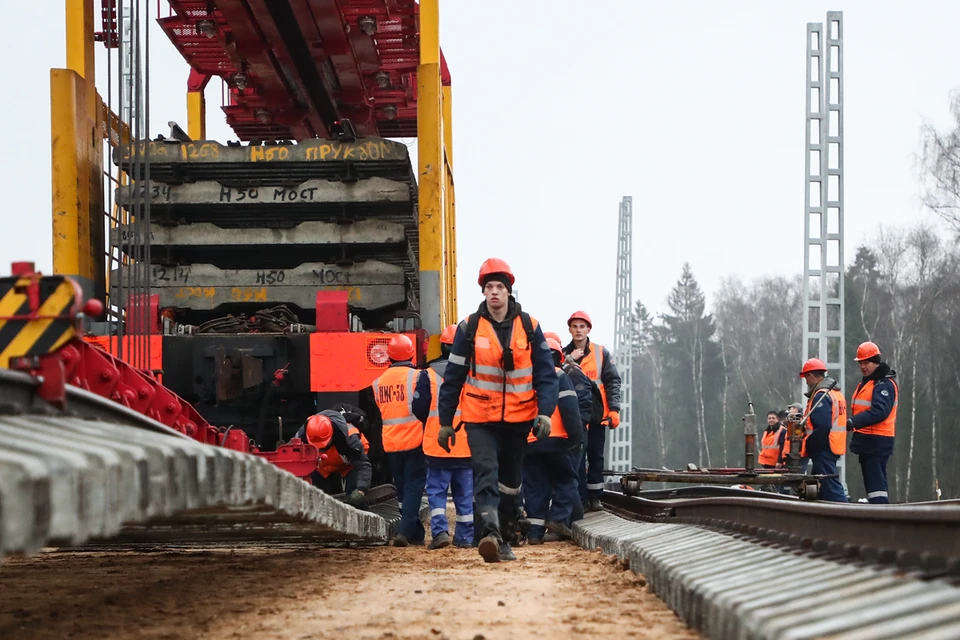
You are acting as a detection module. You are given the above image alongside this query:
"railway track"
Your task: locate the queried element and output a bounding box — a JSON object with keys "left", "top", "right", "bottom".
{"left": 572, "top": 490, "right": 960, "bottom": 639}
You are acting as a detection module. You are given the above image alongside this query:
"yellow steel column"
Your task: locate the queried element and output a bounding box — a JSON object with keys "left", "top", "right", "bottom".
{"left": 187, "top": 91, "right": 207, "bottom": 141}
{"left": 417, "top": 0, "right": 445, "bottom": 358}
{"left": 53, "top": 0, "right": 103, "bottom": 301}
{"left": 442, "top": 85, "right": 457, "bottom": 323}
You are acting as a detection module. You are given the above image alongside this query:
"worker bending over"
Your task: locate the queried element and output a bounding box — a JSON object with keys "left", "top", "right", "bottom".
{"left": 523, "top": 338, "right": 584, "bottom": 544}
{"left": 298, "top": 408, "right": 372, "bottom": 508}
{"left": 799, "top": 358, "right": 848, "bottom": 502}
{"left": 759, "top": 411, "right": 787, "bottom": 469}
{"left": 372, "top": 334, "right": 431, "bottom": 546}
{"left": 848, "top": 341, "right": 898, "bottom": 504}
{"left": 423, "top": 324, "right": 474, "bottom": 549}
{"left": 563, "top": 310, "right": 622, "bottom": 512}
{"left": 438, "top": 258, "right": 559, "bottom": 563}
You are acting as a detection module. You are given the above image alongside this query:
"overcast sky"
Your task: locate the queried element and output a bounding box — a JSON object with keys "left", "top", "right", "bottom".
{"left": 4, "top": 1, "right": 959, "bottom": 347}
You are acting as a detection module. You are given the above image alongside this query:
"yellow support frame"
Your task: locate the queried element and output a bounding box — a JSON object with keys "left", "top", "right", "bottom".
{"left": 187, "top": 91, "right": 207, "bottom": 141}
{"left": 418, "top": 0, "right": 456, "bottom": 359}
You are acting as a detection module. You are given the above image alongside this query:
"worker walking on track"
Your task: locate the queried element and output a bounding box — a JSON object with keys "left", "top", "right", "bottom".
{"left": 423, "top": 325, "right": 474, "bottom": 549}
{"left": 799, "top": 358, "right": 848, "bottom": 503}
{"left": 563, "top": 310, "right": 621, "bottom": 512}
{"left": 759, "top": 411, "right": 787, "bottom": 469}
{"left": 437, "top": 258, "right": 559, "bottom": 563}
{"left": 847, "top": 342, "right": 898, "bottom": 504}
{"left": 372, "top": 334, "right": 431, "bottom": 546}
{"left": 523, "top": 338, "right": 584, "bottom": 544}
{"left": 297, "top": 408, "right": 372, "bottom": 509}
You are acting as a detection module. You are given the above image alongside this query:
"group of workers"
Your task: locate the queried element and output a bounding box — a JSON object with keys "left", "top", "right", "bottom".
{"left": 759, "top": 342, "right": 898, "bottom": 503}
{"left": 296, "top": 257, "right": 899, "bottom": 566}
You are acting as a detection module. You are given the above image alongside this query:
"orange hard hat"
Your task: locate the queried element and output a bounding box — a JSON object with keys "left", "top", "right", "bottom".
{"left": 854, "top": 341, "right": 881, "bottom": 362}
{"left": 799, "top": 358, "right": 828, "bottom": 377}
{"left": 567, "top": 310, "right": 592, "bottom": 328}
{"left": 546, "top": 337, "right": 563, "bottom": 357}
{"left": 477, "top": 258, "right": 515, "bottom": 287}
{"left": 440, "top": 324, "right": 457, "bottom": 345}
{"left": 387, "top": 334, "right": 415, "bottom": 361}
{"left": 543, "top": 331, "right": 562, "bottom": 344}
{"left": 305, "top": 414, "right": 334, "bottom": 450}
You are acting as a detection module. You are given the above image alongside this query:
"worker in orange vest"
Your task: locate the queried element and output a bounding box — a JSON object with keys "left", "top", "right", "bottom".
{"left": 758, "top": 410, "right": 787, "bottom": 469}
{"left": 423, "top": 324, "right": 474, "bottom": 549}
{"left": 523, "top": 338, "right": 584, "bottom": 544}
{"left": 296, "top": 408, "right": 372, "bottom": 508}
{"left": 563, "top": 310, "right": 621, "bottom": 512}
{"left": 799, "top": 358, "right": 848, "bottom": 502}
{"left": 848, "top": 341, "right": 898, "bottom": 504}
{"left": 371, "top": 334, "right": 431, "bottom": 546}
{"left": 437, "top": 258, "right": 559, "bottom": 563}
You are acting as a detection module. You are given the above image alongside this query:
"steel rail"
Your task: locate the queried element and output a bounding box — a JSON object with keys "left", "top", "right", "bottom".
{"left": 601, "top": 490, "right": 960, "bottom": 573}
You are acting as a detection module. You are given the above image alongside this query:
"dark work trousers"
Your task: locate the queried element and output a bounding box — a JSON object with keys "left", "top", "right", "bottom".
{"left": 810, "top": 449, "right": 848, "bottom": 503}
{"left": 568, "top": 448, "right": 585, "bottom": 522}
{"left": 466, "top": 421, "right": 533, "bottom": 544}
{"left": 578, "top": 423, "right": 607, "bottom": 501}
{"left": 387, "top": 448, "right": 427, "bottom": 542}
{"left": 859, "top": 454, "right": 890, "bottom": 504}
{"left": 523, "top": 445, "right": 580, "bottom": 539}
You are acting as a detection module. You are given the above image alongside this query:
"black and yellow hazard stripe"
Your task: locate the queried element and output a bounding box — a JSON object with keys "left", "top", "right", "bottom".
{"left": 0, "top": 276, "right": 79, "bottom": 368}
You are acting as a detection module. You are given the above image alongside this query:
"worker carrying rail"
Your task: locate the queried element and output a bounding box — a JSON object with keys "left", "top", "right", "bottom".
{"left": 799, "top": 358, "right": 848, "bottom": 502}
{"left": 437, "top": 258, "right": 559, "bottom": 563}
{"left": 371, "top": 335, "right": 431, "bottom": 547}
{"left": 848, "top": 341, "right": 898, "bottom": 504}
{"left": 563, "top": 310, "right": 622, "bottom": 513}
{"left": 296, "top": 408, "right": 372, "bottom": 509}
{"left": 523, "top": 337, "right": 584, "bottom": 544}
{"left": 423, "top": 324, "right": 474, "bottom": 549}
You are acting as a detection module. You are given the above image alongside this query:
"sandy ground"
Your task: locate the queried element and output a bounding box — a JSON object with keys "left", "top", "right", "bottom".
{"left": 0, "top": 513, "right": 698, "bottom": 640}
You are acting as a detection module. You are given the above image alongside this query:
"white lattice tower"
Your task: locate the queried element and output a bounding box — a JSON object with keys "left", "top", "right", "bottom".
{"left": 608, "top": 196, "right": 634, "bottom": 474}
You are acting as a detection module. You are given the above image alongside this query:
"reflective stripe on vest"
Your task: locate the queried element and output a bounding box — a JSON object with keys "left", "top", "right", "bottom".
{"left": 851, "top": 379, "right": 898, "bottom": 437}
{"left": 316, "top": 427, "right": 369, "bottom": 478}
{"left": 802, "top": 387, "right": 847, "bottom": 457}
{"left": 373, "top": 367, "right": 424, "bottom": 452}
{"left": 758, "top": 426, "right": 786, "bottom": 466}
{"left": 422, "top": 367, "right": 471, "bottom": 458}
{"left": 578, "top": 341, "right": 610, "bottom": 419}
{"left": 528, "top": 367, "right": 571, "bottom": 443}
{"left": 461, "top": 314, "right": 538, "bottom": 424}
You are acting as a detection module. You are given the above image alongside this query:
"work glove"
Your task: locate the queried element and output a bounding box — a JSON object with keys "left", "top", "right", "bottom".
{"left": 608, "top": 411, "right": 620, "bottom": 428}
{"left": 532, "top": 415, "right": 551, "bottom": 440}
{"left": 438, "top": 425, "right": 456, "bottom": 453}
{"left": 343, "top": 489, "right": 367, "bottom": 509}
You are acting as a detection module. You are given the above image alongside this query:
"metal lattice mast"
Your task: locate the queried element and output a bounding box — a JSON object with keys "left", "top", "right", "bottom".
{"left": 609, "top": 196, "right": 634, "bottom": 474}
{"left": 803, "top": 12, "right": 845, "bottom": 486}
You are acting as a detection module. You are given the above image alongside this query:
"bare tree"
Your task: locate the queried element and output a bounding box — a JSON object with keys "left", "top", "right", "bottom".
{"left": 920, "top": 91, "right": 960, "bottom": 233}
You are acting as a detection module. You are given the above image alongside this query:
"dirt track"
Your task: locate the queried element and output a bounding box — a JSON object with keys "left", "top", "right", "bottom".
{"left": 0, "top": 541, "right": 697, "bottom": 639}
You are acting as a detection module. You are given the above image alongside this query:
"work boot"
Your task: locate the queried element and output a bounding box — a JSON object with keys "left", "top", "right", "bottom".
{"left": 588, "top": 496, "right": 603, "bottom": 512}
{"left": 581, "top": 501, "right": 590, "bottom": 515}
{"left": 478, "top": 535, "right": 501, "bottom": 563}
{"left": 393, "top": 534, "right": 409, "bottom": 547}
{"left": 455, "top": 540, "right": 473, "bottom": 549}
{"left": 499, "top": 542, "right": 516, "bottom": 561}
{"left": 428, "top": 531, "right": 451, "bottom": 550}
{"left": 527, "top": 537, "right": 543, "bottom": 546}
{"left": 545, "top": 521, "right": 573, "bottom": 540}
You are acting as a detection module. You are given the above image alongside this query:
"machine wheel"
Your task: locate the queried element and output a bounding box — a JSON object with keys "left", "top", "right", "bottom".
{"left": 803, "top": 482, "right": 819, "bottom": 500}
{"left": 622, "top": 479, "right": 641, "bottom": 496}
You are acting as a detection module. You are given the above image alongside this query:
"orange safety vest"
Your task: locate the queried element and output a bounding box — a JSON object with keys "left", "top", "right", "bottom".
{"left": 461, "top": 314, "right": 538, "bottom": 424}
{"left": 373, "top": 366, "right": 424, "bottom": 452}
{"left": 802, "top": 387, "right": 847, "bottom": 457}
{"left": 850, "top": 379, "right": 898, "bottom": 437}
{"left": 422, "top": 367, "right": 470, "bottom": 458}
{"left": 758, "top": 426, "right": 786, "bottom": 466}
{"left": 527, "top": 367, "right": 571, "bottom": 443}
{"left": 578, "top": 341, "right": 610, "bottom": 420}
{"left": 316, "top": 427, "right": 370, "bottom": 478}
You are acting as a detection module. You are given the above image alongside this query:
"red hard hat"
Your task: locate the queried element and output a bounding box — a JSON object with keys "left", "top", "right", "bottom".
{"left": 546, "top": 337, "right": 563, "bottom": 357}
{"left": 440, "top": 324, "right": 457, "bottom": 345}
{"left": 543, "top": 331, "right": 562, "bottom": 344}
{"left": 854, "top": 341, "right": 880, "bottom": 362}
{"left": 387, "top": 334, "right": 415, "bottom": 361}
{"left": 567, "top": 310, "right": 592, "bottom": 328}
{"left": 477, "top": 258, "right": 515, "bottom": 287}
{"left": 799, "top": 358, "right": 828, "bottom": 377}
{"left": 305, "top": 414, "right": 334, "bottom": 450}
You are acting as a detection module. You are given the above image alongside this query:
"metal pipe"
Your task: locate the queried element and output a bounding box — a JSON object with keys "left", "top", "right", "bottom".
{"left": 742, "top": 402, "right": 757, "bottom": 472}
